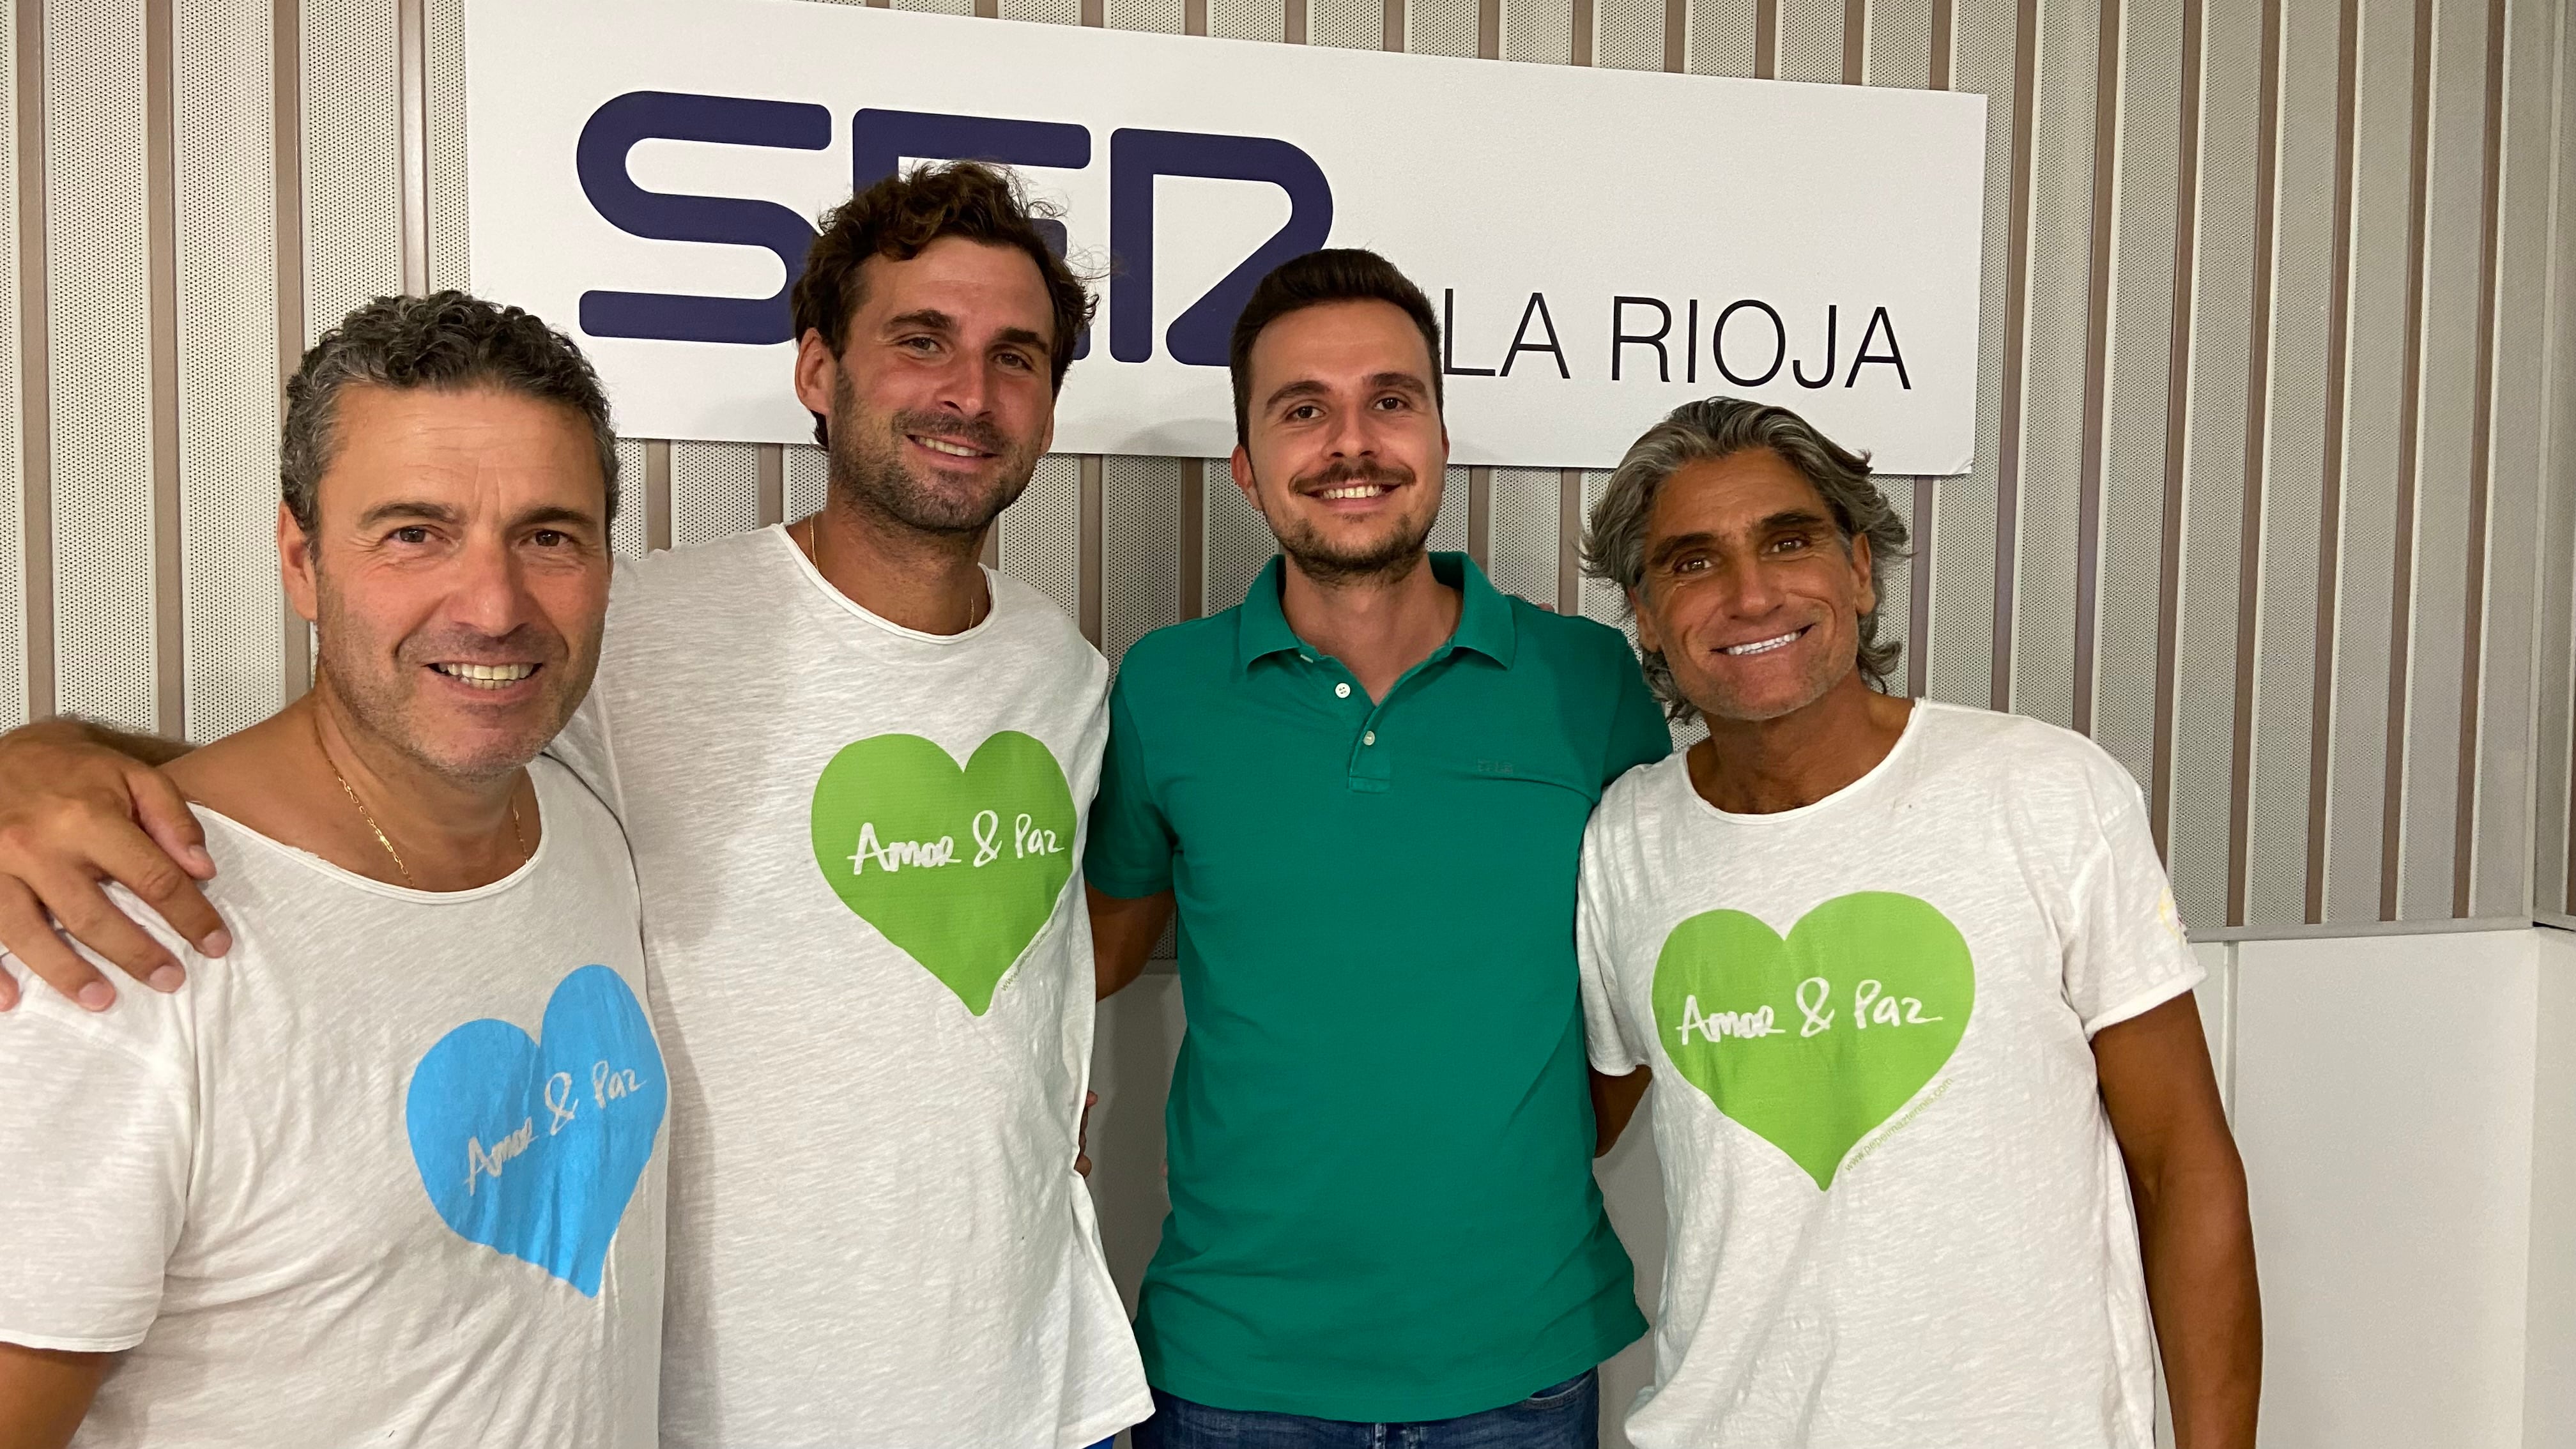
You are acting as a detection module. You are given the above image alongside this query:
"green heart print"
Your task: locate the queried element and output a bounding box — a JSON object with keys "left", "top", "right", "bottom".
{"left": 1651, "top": 892, "right": 1974, "bottom": 1191}
{"left": 808, "top": 730, "right": 1077, "bottom": 1015}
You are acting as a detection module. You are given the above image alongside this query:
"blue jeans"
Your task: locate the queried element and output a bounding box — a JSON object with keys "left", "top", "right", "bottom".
{"left": 1130, "top": 1371, "right": 1598, "bottom": 1449}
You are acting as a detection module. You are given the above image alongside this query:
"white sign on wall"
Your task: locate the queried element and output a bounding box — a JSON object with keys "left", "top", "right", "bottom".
{"left": 467, "top": 0, "right": 1987, "bottom": 473}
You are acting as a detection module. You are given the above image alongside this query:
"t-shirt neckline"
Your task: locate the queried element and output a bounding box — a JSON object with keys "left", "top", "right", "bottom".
{"left": 767, "top": 521, "right": 1002, "bottom": 647}
{"left": 191, "top": 767, "right": 558, "bottom": 905}
{"left": 1678, "top": 697, "right": 1934, "bottom": 828}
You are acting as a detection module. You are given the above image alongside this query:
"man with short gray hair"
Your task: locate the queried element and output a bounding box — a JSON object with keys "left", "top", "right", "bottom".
{"left": 1574, "top": 398, "right": 2260, "bottom": 1448}
{"left": 0, "top": 291, "right": 663, "bottom": 1448}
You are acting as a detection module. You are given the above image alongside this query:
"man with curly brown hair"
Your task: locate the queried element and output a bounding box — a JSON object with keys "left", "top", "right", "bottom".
{"left": 0, "top": 163, "right": 1146, "bottom": 1449}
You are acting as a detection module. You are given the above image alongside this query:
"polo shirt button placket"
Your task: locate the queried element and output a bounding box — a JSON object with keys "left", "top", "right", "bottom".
{"left": 1349, "top": 706, "right": 1394, "bottom": 791}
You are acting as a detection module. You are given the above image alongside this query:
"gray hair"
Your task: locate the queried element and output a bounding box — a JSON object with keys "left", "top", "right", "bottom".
{"left": 281, "top": 290, "right": 618, "bottom": 533}
{"left": 1581, "top": 397, "right": 1910, "bottom": 722}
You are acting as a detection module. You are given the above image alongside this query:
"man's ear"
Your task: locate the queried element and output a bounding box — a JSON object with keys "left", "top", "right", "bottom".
{"left": 277, "top": 502, "right": 320, "bottom": 625}
{"left": 1850, "top": 531, "right": 1877, "bottom": 619}
{"left": 1229, "top": 446, "right": 1259, "bottom": 509}
{"left": 792, "top": 329, "right": 838, "bottom": 422}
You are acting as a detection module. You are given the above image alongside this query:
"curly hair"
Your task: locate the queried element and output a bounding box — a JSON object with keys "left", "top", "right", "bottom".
{"left": 790, "top": 161, "right": 1097, "bottom": 445}
{"left": 1581, "top": 397, "right": 1911, "bottom": 722}
{"left": 280, "top": 289, "right": 618, "bottom": 534}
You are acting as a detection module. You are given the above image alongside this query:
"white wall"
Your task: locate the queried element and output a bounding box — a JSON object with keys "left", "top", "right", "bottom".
{"left": 1091, "top": 926, "right": 2576, "bottom": 1446}
{"left": 2232, "top": 930, "right": 2547, "bottom": 1448}
{"left": 2527, "top": 930, "right": 2576, "bottom": 1447}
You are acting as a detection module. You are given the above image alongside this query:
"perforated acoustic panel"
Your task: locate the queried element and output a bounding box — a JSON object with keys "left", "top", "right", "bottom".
{"left": 2547, "top": 278, "right": 2576, "bottom": 918}
{"left": 1485, "top": 467, "right": 1560, "bottom": 607}
{"left": 1926, "top": 0, "right": 2012, "bottom": 716}
{"left": 1501, "top": 0, "right": 1572, "bottom": 63}
{"left": 2389, "top": 0, "right": 2496, "bottom": 923}
{"left": 671, "top": 441, "right": 762, "bottom": 547}
{"left": 1101, "top": 456, "right": 1183, "bottom": 666}
{"left": 1107, "top": 0, "right": 1184, "bottom": 33}
{"left": 2240, "top": 0, "right": 2336, "bottom": 931}
{"left": 1867, "top": 0, "right": 1931, "bottom": 84}
{"left": 2004, "top": 0, "right": 2097, "bottom": 739}
{"left": 1592, "top": 0, "right": 1666, "bottom": 72}
{"left": 2164, "top": 0, "right": 2258, "bottom": 928}
{"left": 427, "top": 0, "right": 468, "bottom": 292}
{"left": 3, "top": 0, "right": 2570, "bottom": 937}
{"left": 2087, "top": 0, "right": 2182, "bottom": 818}
{"left": 176, "top": 0, "right": 284, "bottom": 741}
{"left": 1308, "top": 0, "right": 1381, "bottom": 50}
{"left": 2322, "top": 7, "right": 2416, "bottom": 923}
{"left": 300, "top": 0, "right": 401, "bottom": 339}
{"left": 1002, "top": 0, "right": 1085, "bottom": 27}
{"left": 2476, "top": 0, "right": 2563, "bottom": 922}
{"left": 786, "top": 443, "right": 829, "bottom": 522}
{"left": 0, "top": 7, "right": 26, "bottom": 728}
{"left": 46, "top": 0, "right": 159, "bottom": 731}
{"left": 1579, "top": 470, "right": 1625, "bottom": 631}
{"left": 1873, "top": 474, "right": 1912, "bottom": 675}
{"left": 1202, "top": 463, "right": 1279, "bottom": 615}
{"left": 999, "top": 453, "right": 1084, "bottom": 628}
{"left": 610, "top": 440, "right": 649, "bottom": 558}
{"left": 1428, "top": 464, "right": 1468, "bottom": 555}
{"left": 1208, "top": 0, "right": 1287, "bottom": 42}
{"left": 1772, "top": 0, "right": 1839, "bottom": 80}
{"left": 1685, "top": 0, "right": 1756, "bottom": 76}
{"left": 1409, "top": 0, "right": 1478, "bottom": 58}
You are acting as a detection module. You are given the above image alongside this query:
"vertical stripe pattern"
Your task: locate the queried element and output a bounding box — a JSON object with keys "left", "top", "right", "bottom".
{"left": 0, "top": 0, "right": 2564, "bottom": 936}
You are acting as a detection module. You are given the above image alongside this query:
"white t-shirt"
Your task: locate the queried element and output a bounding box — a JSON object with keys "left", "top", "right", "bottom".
{"left": 549, "top": 525, "right": 1147, "bottom": 1449}
{"left": 0, "top": 759, "right": 664, "bottom": 1449}
{"left": 1576, "top": 700, "right": 2202, "bottom": 1449}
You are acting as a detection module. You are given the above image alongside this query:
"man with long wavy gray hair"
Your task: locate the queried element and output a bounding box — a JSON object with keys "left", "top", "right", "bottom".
{"left": 1573, "top": 397, "right": 2261, "bottom": 1449}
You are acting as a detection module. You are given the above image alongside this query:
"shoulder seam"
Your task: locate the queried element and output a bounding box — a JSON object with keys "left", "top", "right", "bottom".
{"left": 0, "top": 990, "right": 196, "bottom": 1089}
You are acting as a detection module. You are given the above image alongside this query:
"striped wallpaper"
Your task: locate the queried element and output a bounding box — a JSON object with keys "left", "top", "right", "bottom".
{"left": 4, "top": 0, "right": 2572, "bottom": 939}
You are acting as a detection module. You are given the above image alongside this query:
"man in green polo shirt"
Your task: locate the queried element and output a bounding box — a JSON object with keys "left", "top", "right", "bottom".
{"left": 1089, "top": 250, "right": 1671, "bottom": 1448}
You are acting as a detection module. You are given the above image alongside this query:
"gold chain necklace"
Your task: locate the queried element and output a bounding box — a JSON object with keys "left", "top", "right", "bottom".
{"left": 799, "top": 516, "right": 988, "bottom": 629}
{"left": 314, "top": 710, "right": 525, "bottom": 889}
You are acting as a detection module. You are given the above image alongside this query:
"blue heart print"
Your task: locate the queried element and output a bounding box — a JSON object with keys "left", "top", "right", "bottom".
{"left": 403, "top": 965, "right": 667, "bottom": 1296}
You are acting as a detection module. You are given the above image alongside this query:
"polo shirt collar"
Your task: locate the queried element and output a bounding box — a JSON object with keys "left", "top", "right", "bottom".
{"left": 1234, "top": 551, "right": 1519, "bottom": 673}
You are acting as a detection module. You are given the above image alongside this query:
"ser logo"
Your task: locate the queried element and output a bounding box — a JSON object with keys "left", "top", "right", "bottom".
{"left": 575, "top": 91, "right": 1332, "bottom": 366}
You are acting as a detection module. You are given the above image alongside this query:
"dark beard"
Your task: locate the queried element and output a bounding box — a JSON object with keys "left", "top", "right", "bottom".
{"left": 826, "top": 372, "right": 1036, "bottom": 537}
{"left": 1268, "top": 459, "right": 1436, "bottom": 588}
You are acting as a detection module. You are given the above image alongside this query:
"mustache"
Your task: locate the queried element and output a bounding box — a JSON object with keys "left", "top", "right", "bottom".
{"left": 1292, "top": 458, "right": 1416, "bottom": 494}
{"left": 396, "top": 626, "right": 567, "bottom": 666}
{"left": 887, "top": 410, "right": 1013, "bottom": 458}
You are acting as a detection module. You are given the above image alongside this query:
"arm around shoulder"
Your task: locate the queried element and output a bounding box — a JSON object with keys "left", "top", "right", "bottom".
{"left": 0, "top": 720, "right": 226, "bottom": 1015}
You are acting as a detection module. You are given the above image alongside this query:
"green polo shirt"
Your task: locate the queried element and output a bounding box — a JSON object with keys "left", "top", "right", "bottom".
{"left": 1087, "top": 552, "right": 1671, "bottom": 1422}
